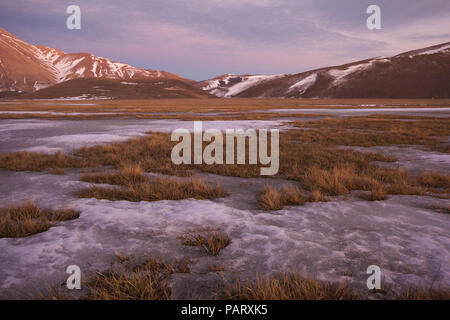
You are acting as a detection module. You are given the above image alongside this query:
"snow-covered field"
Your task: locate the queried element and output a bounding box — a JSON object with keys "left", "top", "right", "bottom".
{"left": 0, "top": 111, "right": 449, "bottom": 299}
{"left": 0, "top": 170, "right": 449, "bottom": 299}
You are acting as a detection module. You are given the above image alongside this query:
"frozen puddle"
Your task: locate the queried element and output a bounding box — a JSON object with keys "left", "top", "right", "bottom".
{"left": 0, "top": 118, "right": 288, "bottom": 154}
{"left": 0, "top": 187, "right": 449, "bottom": 298}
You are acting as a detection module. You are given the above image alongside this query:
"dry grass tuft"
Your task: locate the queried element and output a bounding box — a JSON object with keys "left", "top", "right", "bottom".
{"left": 182, "top": 230, "right": 231, "bottom": 256}
{"left": 80, "top": 164, "right": 147, "bottom": 186}
{"left": 0, "top": 201, "right": 80, "bottom": 238}
{"left": 308, "top": 189, "right": 330, "bottom": 202}
{"left": 47, "top": 208, "right": 81, "bottom": 221}
{"left": 218, "top": 273, "right": 359, "bottom": 300}
{"left": 258, "top": 185, "right": 327, "bottom": 210}
{"left": 0, "top": 150, "right": 90, "bottom": 172}
{"left": 281, "top": 185, "right": 308, "bottom": 206}
{"left": 385, "top": 180, "right": 426, "bottom": 196}
{"left": 85, "top": 269, "right": 171, "bottom": 300}
{"left": 361, "top": 185, "right": 388, "bottom": 201}
{"left": 293, "top": 115, "right": 450, "bottom": 152}
{"left": 76, "top": 177, "right": 227, "bottom": 202}
{"left": 418, "top": 171, "right": 450, "bottom": 190}
{"left": 258, "top": 185, "right": 284, "bottom": 210}
{"left": 303, "top": 166, "right": 381, "bottom": 196}
{"left": 84, "top": 257, "right": 189, "bottom": 300}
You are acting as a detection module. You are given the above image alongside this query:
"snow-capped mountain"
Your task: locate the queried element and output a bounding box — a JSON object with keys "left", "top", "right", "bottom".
{"left": 201, "top": 42, "right": 450, "bottom": 98}
{"left": 0, "top": 27, "right": 189, "bottom": 93}
{"left": 2, "top": 25, "right": 449, "bottom": 99}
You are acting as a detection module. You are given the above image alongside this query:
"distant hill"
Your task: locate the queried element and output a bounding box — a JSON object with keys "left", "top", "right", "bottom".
{"left": 197, "top": 42, "right": 450, "bottom": 98}
{"left": 17, "top": 78, "right": 213, "bottom": 99}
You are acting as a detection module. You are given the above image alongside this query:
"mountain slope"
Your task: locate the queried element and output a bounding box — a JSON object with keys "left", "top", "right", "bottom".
{"left": 0, "top": 27, "right": 192, "bottom": 93}
{"left": 201, "top": 42, "right": 450, "bottom": 99}
{"left": 17, "top": 78, "right": 212, "bottom": 100}
{"left": 196, "top": 74, "right": 284, "bottom": 97}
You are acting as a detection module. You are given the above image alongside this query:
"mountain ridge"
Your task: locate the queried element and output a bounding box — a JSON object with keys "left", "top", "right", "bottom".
{"left": 0, "top": 27, "right": 193, "bottom": 93}
{"left": 1, "top": 26, "right": 449, "bottom": 99}
{"left": 197, "top": 42, "right": 450, "bottom": 98}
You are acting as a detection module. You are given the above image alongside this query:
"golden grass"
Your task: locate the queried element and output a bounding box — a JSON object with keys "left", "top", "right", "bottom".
{"left": 80, "top": 164, "right": 147, "bottom": 186}
{"left": 258, "top": 185, "right": 329, "bottom": 210}
{"left": 0, "top": 150, "right": 90, "bottom": 172}
{"left": 77, "top": 176, "right": 227, "bottom": 202}
{"left": 84, "top": 257, "right": 190, "bottom": 300}
{"left": 382, "top": 169, "right": 427, "bottom": 195}
{"left": 47, "top": 208, "right": 81, "bottom": 221}
{"left": 217, "top": 273, "right": 359, "bottom": 300}
{"left": 293, "top": 115, "right": 450, "bottom": 152}
{"left": 258, "top": 185, "right": 284, "bottom": 210}
{"left": 85, "top": 270, "right": 171, "bottom": 300}
{"left": 1, "top": 114, "right": 447, "bottom": 201}
{"left": 0, "top": 201, "right": 80, "bottom": 238}
{"left": 308, "top": 189, "right": 330, "bottom": 202}
{"left": 73, "top": 131, "right": 398, "bottom": 194}
{"left": 0, "top": 110, "right": 322, "bottom": 121}
{"left": 418, "top": 171, "right": 450, "bottom": 190}
{"left": 74, "top": 133, "right": 181, "bottom": 175}
{"left": 182, "top": 230, "right": 231, "bottom": 256}
{"left": 361, "top": 185, "right": 388, "bottom": 201}
{"left": 2, "top": 98, "right": 449, "bottom": 113}
{"left": 0, "top": 113, "right": 126, "bottom": 120}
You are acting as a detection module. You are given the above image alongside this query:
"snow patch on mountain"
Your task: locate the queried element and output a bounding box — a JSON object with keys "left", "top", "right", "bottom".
{"left": 327, "top": 58, "right": 391, "bottom": 86}
{"left": 202, "top": 74, "right": 283, "bottom": 98}
{"left": 413, "top": 44, "right": 450, "bottom": 56}
{"left": 328, "top": 61, "right": 374, "bottom": 85}
{"left": 226, "top": 75, "right": 282, "bottom": 97}
{"left": 54, "top": 56, "right": 86, "bottom": 81}
{"left": 398, "top": 43, "right": 450, "bottom": 58}
{"left": 289, "top": 73, "right": 317, "bottom": 93}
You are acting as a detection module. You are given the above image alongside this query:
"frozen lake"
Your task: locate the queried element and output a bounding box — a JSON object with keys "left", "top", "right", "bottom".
{"left": 0, "top": 118, "right": 287, "bottom": 154}
{"left": 0, "top": 114, "right": 449, "bottom": 299}
{"left": 0, "top": 170, "right": 449, "bottom": 299}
